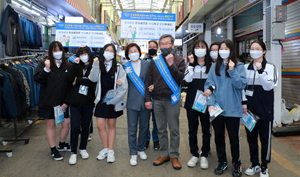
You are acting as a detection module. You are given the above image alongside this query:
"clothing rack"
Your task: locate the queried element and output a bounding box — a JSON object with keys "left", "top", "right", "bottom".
{"left": 0, "top": 55, "right": 38, "bottom": 157}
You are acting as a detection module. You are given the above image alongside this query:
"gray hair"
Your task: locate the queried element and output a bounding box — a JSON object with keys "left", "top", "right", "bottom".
{"left": 159, "top": 34, "right": 174, "bottom": 44}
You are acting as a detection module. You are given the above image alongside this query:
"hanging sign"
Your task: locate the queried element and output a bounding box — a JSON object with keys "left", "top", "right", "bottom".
{"left": 55, "top": 23, "right": 107, "bottom": 47}
{"left": 188, "top": 23, "right": 204, "bottom": 33}
{"left": 121, "top": 11, "right": 176, "bottom": 40}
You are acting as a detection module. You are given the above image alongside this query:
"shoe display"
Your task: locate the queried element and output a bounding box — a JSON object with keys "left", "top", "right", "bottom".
{"left": 69, "top": 153, "right": 77, "bottom": 165}
{"left": 137, "top": 151, "right": 147, "bottom": 160}
{"left": 187, "top": 156, "right": 199, "bottom": 168}
{"left": 153, "top": 141, "right": 160, "bottom": 151}
{"left": 200, "top": 156, "right": 208, "bottom": 169}
{"left": 79, "top": 149, "right": 89, "bottom": 159}
{"left": 51, "top": 148, "right": 63, "bottom": 161}
{"left": 153, "top": 156, "right": 170, "bottom": 166}
{"left": 107, "top": 150, "right": 115, "bottom": 163}
{"left": 232, "top": 161, "right": 242, "bottom": 177}
{"left": 144, "top": 141, "right": 149, "bottom": 150}
{"left": 245, "top": 165, "right": 261, "bottom": 175}
{"left": 97, "top": 148, "right": 108, "bottom": 160}
{"left": 171, "top": 157, "right": 182, "bottom": 170}
{"left": 130, "top": 155, "right": 137, "bottom": 166}
{"left": 57, "top": 142, "right": 71, "bottom": 152}
{"left": 260, "top": 167, "right": 269, "bottom": 177}
{"left": 214, "top": 162, "right": 228, "bottom": 175}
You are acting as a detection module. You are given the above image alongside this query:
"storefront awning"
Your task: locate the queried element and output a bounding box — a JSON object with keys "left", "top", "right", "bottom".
{"left": 64, "top": 0, "right": 91, "bottom": 21}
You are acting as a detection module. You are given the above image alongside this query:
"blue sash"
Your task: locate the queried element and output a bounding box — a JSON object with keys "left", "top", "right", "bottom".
{"left": 153, "top": 55, "right": 181, "bottom": 105}
{"left": 124, "top": 61, "right": 146, "bottom": 97}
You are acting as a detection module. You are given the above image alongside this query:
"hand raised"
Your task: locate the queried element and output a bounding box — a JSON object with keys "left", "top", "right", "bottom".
{"left": 148, "top": 84, "right": 154, "bottom": 92}
{"left": 165, "top": 53, "right": 174, "bottom": 66}
{"left": 44, "top": 59, "right": 50, "bottom": 70}
{"left": 228, "top": 60, "right": 235, "bottom": 70}
{"left": 74, "top": 57, "right": 80, "bottom": 64}
{"left": 93, "top": 57, "right": 99, "bottom": 63}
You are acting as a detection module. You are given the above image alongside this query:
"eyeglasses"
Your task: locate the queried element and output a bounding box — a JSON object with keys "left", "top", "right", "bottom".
{"left": 160, "top": 42, "right": 172, "bottom": 46}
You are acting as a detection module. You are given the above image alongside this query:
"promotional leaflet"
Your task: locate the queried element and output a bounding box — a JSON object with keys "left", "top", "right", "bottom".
{"left": 192, "top": 90, "right": 207, "bottom": 113}
{"left": 241, "top": 110, "right": 260, "bottom": 132}
{"left": 209, "top": 103, "right": 224, "bottom": 122}
{"left": 54, "top": 105, "right": 64, "bottom": 125}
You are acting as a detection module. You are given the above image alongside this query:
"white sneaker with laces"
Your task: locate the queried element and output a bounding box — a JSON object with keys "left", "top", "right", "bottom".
{"left": 137, "top": 151, "right": 147, "bottom": 160}
{"left": 130, "top": 155, "right": 138, "bottom": 166}
{"left": 107, "top": 150, "right": 115, "bottom": 163}
{"left": 260, "top": 167, "right": 269, "bottom": 177}
{"left": 245, "top": 165, "right": 261, "bottom": 175}
{"left": 187, "top": 156, "right": 199, "bottom": 167}
{"left": 97, "top": 148, "right": 108, "bottom": 160}
{"left": 69, "top": 153, "right": 77, "bottom": 165}
{"left": 79, "top": 150, "right": 89, "bottom": 159}
{"left": 200, "top": 156, "right": 209, "bottom": 169}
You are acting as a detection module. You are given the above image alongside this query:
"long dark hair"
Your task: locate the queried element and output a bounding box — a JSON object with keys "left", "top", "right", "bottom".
{"left": 215, "top": 39, "right": 238, "bottom": 77}
{"left": 100, "top": 44, "right": 117, "bottom": 75}
{"left": 250, "top": 39, "right": 266, "bottom": 60}
{"left": 75, "top": 46, "right": 94, "bottom": 76}
{"left": 48, "top": 41, "right": 68, "bottom": 70}
{"left": 191, "top": 39, "right": 212, "bottom": 73}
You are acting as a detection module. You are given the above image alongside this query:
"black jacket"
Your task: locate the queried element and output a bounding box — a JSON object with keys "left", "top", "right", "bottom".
{"left": 34, "top": 60, "right": 72, "bottom": 108}
{"left": 66, "top": 63, "right": 96, "bottom": 106}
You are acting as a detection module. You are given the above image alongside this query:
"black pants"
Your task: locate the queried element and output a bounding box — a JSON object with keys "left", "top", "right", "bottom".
{"left": 246, "top": 120, "right": 273, "bottom": 164}
{"left": 212, "top": 116, "right": 240, "bottom": 163}
{"left": 186, "top": 108, "right": 211, "bottom": 158}
{"left": 70, "top": 105, "right": 94, "bottom": 154}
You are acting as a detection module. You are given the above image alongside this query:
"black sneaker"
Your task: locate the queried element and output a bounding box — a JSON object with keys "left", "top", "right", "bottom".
{"left": 232, "top": 161, "right": 242, "bottom": 177}
{"left": 153, "top": 141, "right": 160, "bottom": 151}
{"left": 144, "top": 141, "right": 149, "bottom": 150}
{"left": 51, "top": 148, "right": 63, "bottom": 161}
{"left": 214, "top": 162, "right": 228, "bottom": 175}
{"left": 57, "top": 143, "right": 71, "bottom": 151}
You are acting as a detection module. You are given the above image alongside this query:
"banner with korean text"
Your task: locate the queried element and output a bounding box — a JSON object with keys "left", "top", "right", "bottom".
{"left": 121, "top": 12, "right": 176, "bottom": 40}
{"left": 55, "top": 23, "right": 107, "bottom": 47}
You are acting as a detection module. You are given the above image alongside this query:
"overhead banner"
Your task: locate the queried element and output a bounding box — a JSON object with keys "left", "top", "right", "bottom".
{"left": 121, "top": 11, "right": 176, "bottom": 40}
{"left": 55, "top": 23, "right": 107, "bottom": 47}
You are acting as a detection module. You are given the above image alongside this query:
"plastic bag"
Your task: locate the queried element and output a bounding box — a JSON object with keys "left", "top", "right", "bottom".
{"left": 290, "top": 104, "right": 300, "bottom": 122}
{"left": 281, "top": 99, "right": 293, "bottom": 125}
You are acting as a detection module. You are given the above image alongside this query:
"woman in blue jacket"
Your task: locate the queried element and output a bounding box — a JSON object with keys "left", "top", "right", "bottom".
{"left": 205, "top": 39, "right": 247, "bottom": 177}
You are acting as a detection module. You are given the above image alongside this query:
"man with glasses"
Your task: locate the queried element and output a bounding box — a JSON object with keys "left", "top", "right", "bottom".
{"left": 145, "top": 34, "right": 185, "bottom": 170}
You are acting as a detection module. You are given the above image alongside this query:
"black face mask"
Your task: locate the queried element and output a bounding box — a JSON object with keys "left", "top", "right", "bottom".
{"left": 148, "top": 49, "right": 157, "bottom": 56}
{"left": 160, "top": 47, "right": 173, "bottom": 57}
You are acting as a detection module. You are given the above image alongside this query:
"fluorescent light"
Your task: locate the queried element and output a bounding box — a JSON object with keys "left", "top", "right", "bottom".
{"left": 217, "top": 27, "right": 221, "bottom": 34}
{"left": 12, "top": 1, "right": 21, "bottom": 6}
{"left": 21, "top": 6, "right": 29, "bottom": 11}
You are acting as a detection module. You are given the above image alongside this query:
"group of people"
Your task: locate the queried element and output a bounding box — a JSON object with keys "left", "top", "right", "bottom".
{"left": 34, "top": 34, "right": 277, "bottom": 177}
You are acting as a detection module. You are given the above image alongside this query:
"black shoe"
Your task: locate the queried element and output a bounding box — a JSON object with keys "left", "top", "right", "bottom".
{"left": 51, "top": 148, "right": 63, "bottom": 161}
{"left": 144, "top": 141, "right": 149, "bottom": 150}
{"left": 214, "top": 162, "right": 228, "bottom": 175}
{"left": 232, "top": 161, "right": 242, "bottom": 177}
{"left": 153, "top": 141, "right": 160, "bottom": 151}
{"left": 57, "top": 142, "right": 71, "bottom": 151}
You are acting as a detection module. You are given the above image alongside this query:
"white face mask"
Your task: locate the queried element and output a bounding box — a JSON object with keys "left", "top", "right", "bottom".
{"left": 194, "top": 49, "right": 206, "bottom": 58}
{"left": 210, "top": 51, "right": 218, "bottom": 61}
{"left": 103, "top": 51, "right": 114, "bottom": 61}
{"left": 80, "top": 55, "right": 89, "bottom": 63}
{"left": 219, "top": 50, "right": 230, "bottom": 59}
{"left": 129, "top": 53, "right": 140, "bottom": 61}
{"left": 250, "top": 50, "right": 263, "bottom": 59}
{"left": 53, "top": 51, "right": 63, "bottom": 59}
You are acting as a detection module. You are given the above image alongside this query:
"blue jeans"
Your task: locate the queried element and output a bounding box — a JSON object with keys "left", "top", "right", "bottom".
{"left": 146, "top": 109, "right": 159, "bottom": 142}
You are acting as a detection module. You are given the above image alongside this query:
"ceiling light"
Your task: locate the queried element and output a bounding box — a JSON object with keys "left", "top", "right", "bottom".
{"left": 217, "top": 27, "right": 221, "bottom": 34}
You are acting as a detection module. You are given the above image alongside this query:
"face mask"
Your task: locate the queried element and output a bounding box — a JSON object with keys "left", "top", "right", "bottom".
{"left": 210, "top": 51, "right": 218, "bottom": 61}
{"left": 129, "top": 53, "right": 140, "bottom": 61}
{"left": 80, "top": 55, "right": 89, "bottom": 63}
{"left": 219, "top": 50, "right": 230, "bottom": 59}
{"left": 148, "top": 49, "right": 157, "bottom": 56}
{"left": 194, "top": 49, "right": 206, "bottom": 58}
{"left": 160, "top": 47, "right": 173, "bottom": 56}
{"left": 250, "top": 50, "right": 263, "bottom": 59}
{"left": 103, "top": 51, "right": 114, "bottom": 61}
{"left": 53, "top": 51, "right": 62, "bottom": 59}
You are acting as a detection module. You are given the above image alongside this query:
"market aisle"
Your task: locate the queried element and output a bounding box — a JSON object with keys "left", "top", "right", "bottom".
{"left": 0, "top": 107, "right": 300, "bottom": 177}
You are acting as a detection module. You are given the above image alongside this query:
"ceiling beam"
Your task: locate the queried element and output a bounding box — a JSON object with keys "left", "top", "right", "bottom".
{"left": 116, "top": 0, "right": 123, "bottom": 11}
{"left": 162, "top": 0, "right": 168, "bottom": 13}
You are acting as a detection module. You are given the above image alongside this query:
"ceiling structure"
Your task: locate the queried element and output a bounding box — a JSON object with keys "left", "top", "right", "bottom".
{"left": 115, "top": 0, "right": 171, "bottom": 13}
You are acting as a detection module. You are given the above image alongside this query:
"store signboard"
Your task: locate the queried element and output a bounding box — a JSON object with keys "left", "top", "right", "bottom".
{"left": 55, "top": 23, "right": 107, "bottom": 47}
{"left": 188, "top": 23, "right": 204, "bottom": 33}
{"left": 120, "top": 11, "right": 176, "bottom": 40}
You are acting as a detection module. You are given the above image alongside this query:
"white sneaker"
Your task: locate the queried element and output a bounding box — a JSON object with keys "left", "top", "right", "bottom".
{"left": 107, "top": 150, "right": 115, "bottom": 163}
{"left": 79, "top": 150, "right": 89, "bottom": 159}
{"left": 130, "top": 155, "right": 138, "bottom": 166}
{"left": 245, "top": 165, "right": 261, "bottom": 175}
{"left": 260, "top": 167, "right": 269, "bottom": 177}
{"left": 200, "top": 156, "right": 209, "bottom": 169}
{"left": 97, "top": 148, "right": 108, "bottom": 160}
{"left": 137, "top": 151, "right": 147, "bottom": 160}
{"left": 187, "top": 156, "right": 199, "bottom": 167}
{"left": 69, "top": 153, "right": 77, "bottom": 165}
